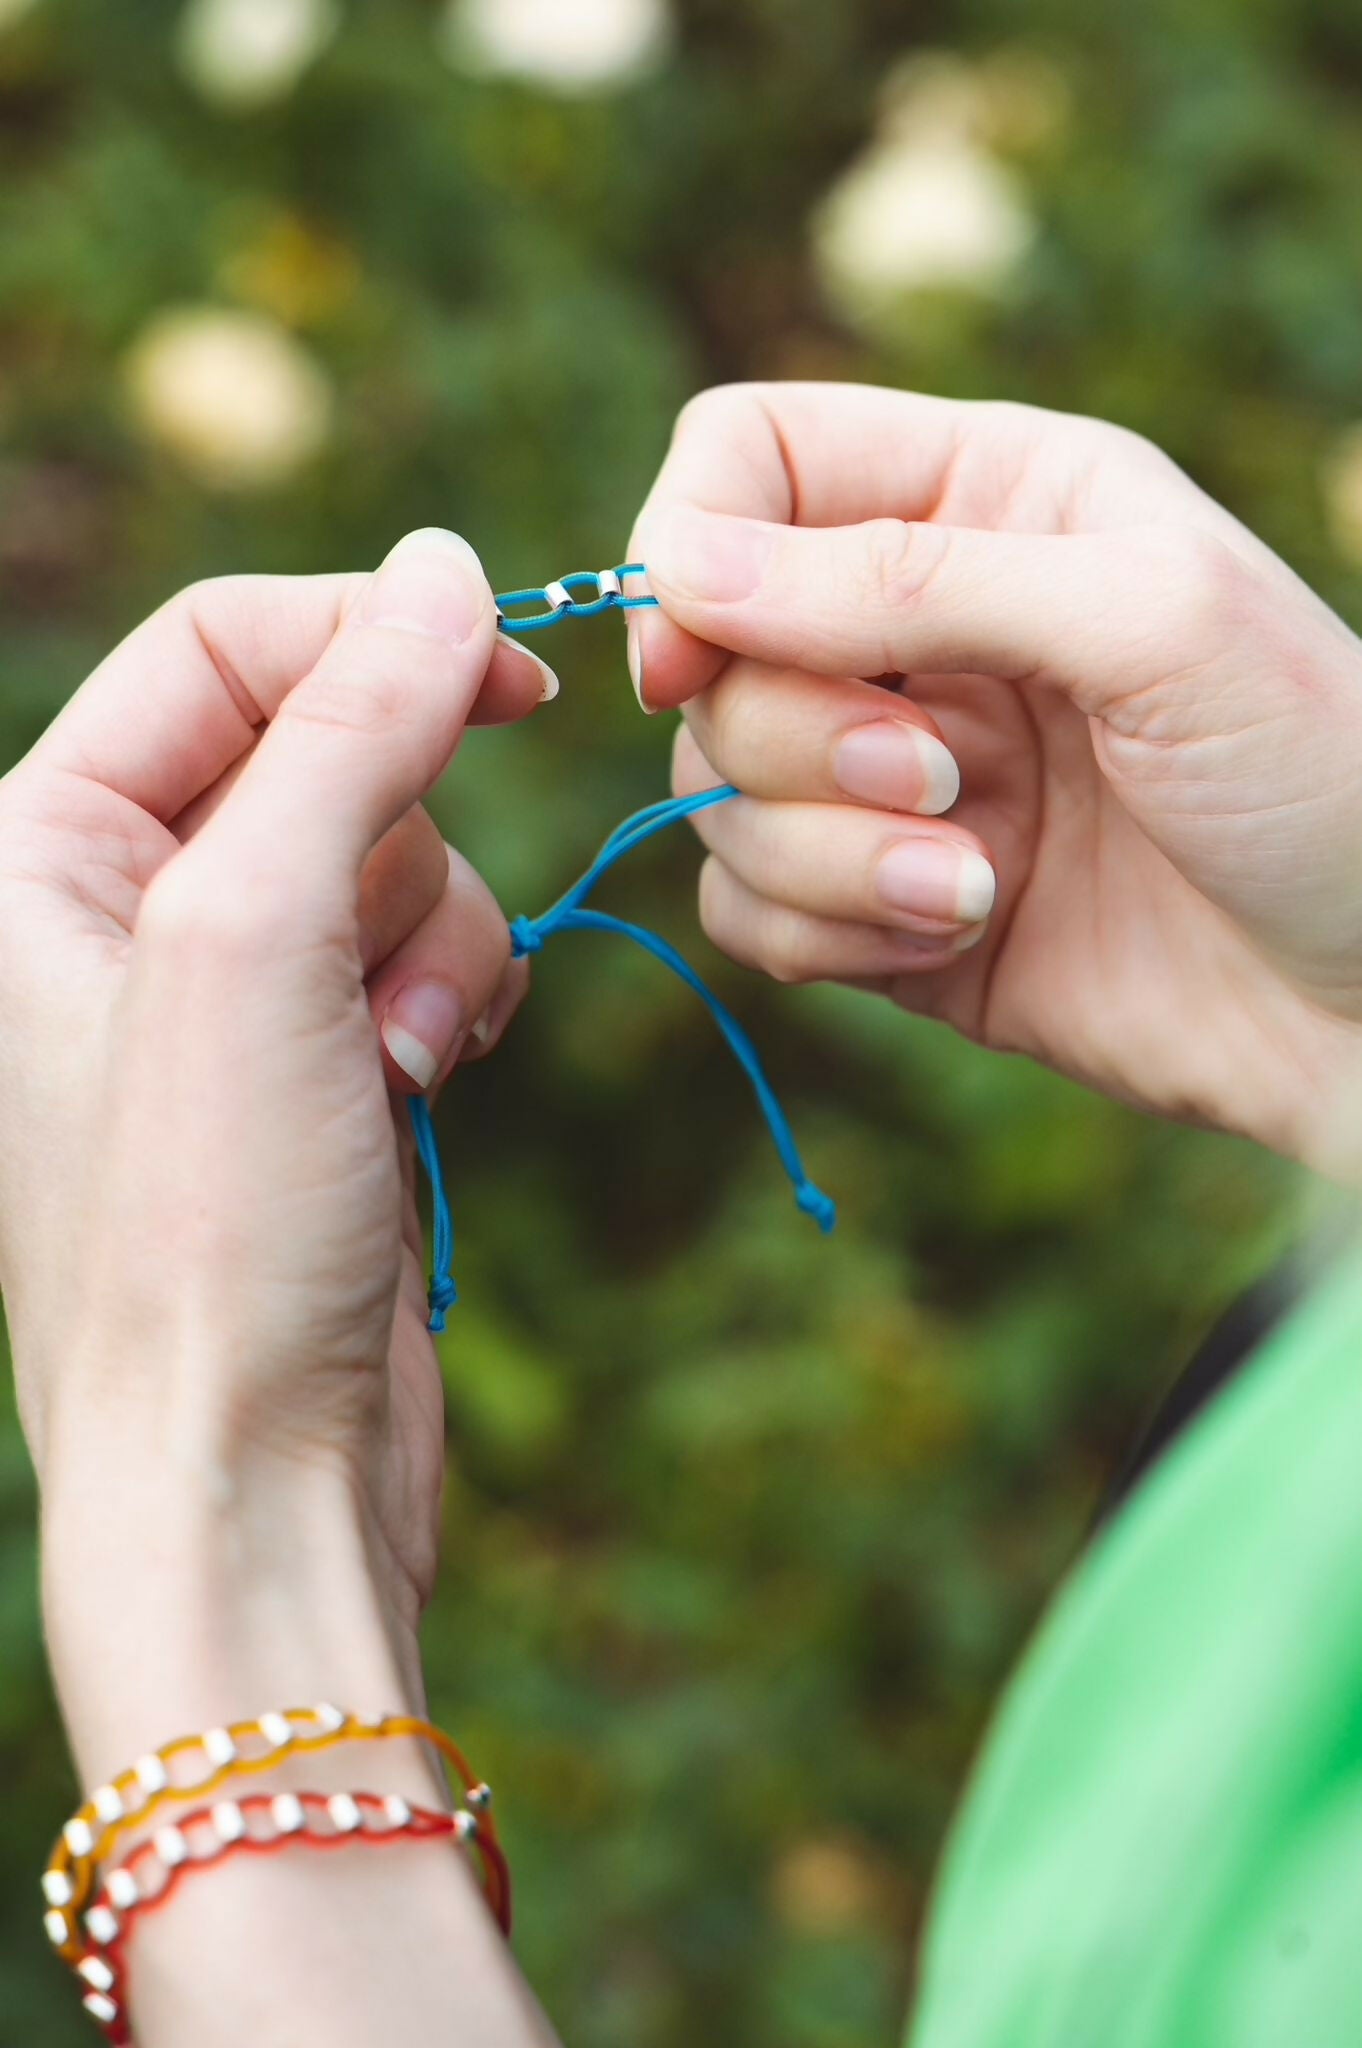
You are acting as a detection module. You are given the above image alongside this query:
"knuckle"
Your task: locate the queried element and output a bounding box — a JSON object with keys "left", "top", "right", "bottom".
{"left": 860, "top": 518, "right": 951, "bottom": 617}
{"left": 282, "top": 625, "right": 451, "bottom": 742}
{"left": 699, "top": 863, "right": 813, "bottom": 987}
{"left": 702, "top": 670, "right": 756, "bottom": 772}
{"left": 696, "top": 856, "right": 739, "bottom": 956}
{"left": 1161, "top": 527, "right": 1253, "bottom": 645}
{"left": 670, "top": 719, "right": 711, "bottom": 797}
{"left": 673, "top": 382, "right": 755, "bottom": 444}
{"left": 760, "top": 909, "right": 818, "bottom": 986}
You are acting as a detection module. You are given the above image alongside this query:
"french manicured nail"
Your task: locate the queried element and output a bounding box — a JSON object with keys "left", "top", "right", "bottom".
{"left": 381, "top": 980, "right": 466, "bottom": 1089}
{"left": 835, "top": 720, "right": 960, "bottom": 815}
{"left": 653, "top": 505, "right": 774, "bottom": 602}
{"left": 359, "top": 528, "right": 487, "bottom": 644}
{"left": 877, "top": 838, "right": 996, "bottom": 926}
{"left": 626, "top": 620, "right": 656, "bottom": 713}
{"left": 504, "top": 640, "right": 559, "bottom": 702}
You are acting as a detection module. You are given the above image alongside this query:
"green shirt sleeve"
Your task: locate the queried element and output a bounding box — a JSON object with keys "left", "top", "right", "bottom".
{"left": 909, "top": 1255, "right": 1362, "bottom": 2048}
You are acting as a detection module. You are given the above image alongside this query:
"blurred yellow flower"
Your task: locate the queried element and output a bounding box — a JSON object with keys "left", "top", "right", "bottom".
{"left": 442, "top": 0, "right": 670, "bottom": 93}
{"left": 771, "top": 1835, "right": 891, "bottom": 1936}
{"left": 175, "top": 0, "right": 339, "bottom": 110}
{"left": 0, "top": 0, "right": 41, "bottom": 29}
{"left": 219, "top": 212, "right": 361, "bottom": 328}
{"left": 813, "top": 49, "right": 1043, "bottom": 322}
{"left": 1323, "top": 426, "right": 1362, "bottom": 567}
{"left": 123, "top": 307, "right": 334, "bottom": 491}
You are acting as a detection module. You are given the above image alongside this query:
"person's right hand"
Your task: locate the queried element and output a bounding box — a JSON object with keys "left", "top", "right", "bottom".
{"left": 629, "top": 384, "right": 1362, "bottom": 1179}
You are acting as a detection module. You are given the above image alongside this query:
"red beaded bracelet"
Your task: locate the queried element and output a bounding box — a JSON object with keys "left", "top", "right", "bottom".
{"left": 74, "top": 1786, "right": 508, "bottom": 2043}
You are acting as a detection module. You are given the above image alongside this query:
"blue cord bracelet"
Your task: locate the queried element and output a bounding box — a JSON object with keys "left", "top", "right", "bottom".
{"left": 411, "top": 565, "right": 836, "bottom": 1330}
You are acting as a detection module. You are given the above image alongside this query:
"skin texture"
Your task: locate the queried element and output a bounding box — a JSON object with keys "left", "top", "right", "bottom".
{"left": 7, "top": 385, "right": 1362, "bottom": 2044}
{"left": 628, "top": 384, "right": 1362, "bottom": 1178}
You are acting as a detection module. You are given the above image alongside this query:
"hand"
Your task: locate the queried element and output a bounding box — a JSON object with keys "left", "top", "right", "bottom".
{"left": 0, "top": 530, "right": 553, "bottom": 1782}
{"left": 629, "top": 383, "right": 1362, "bottom": 1178}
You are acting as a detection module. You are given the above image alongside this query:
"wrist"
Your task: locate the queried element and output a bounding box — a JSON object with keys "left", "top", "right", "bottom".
{"left": 41, "top": 1428, "right": 430, "bottom": 1798}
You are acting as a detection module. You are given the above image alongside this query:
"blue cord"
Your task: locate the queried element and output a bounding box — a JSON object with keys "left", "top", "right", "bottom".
{"left": 410, "top": 568, "right": 835, "bottom": 1330}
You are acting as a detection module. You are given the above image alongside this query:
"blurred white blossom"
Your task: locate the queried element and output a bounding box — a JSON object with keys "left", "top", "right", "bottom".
{"left": 1323, "top": 426, "right": 1362, "bottom": 567}
{"left": 0, "top": 0, "right": 42, "bottom": 30}
{"left": 443, "top": 0, "right": 670, "bottom": 93}
{"left": 176, "top": 0, "right": 340, "bottom": 110}
{"left": 124, "top": 307, "right": 334, "bottom": 491}
{"left": 813, "top": 50, "right": 1041, "bottom": 318}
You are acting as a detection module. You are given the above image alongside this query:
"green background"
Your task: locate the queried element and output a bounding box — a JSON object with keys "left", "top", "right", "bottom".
{"left": 1, "top": 1, "right": 1354, "bottom": 2040}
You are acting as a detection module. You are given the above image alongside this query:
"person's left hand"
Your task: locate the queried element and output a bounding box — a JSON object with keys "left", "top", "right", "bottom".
{"left": 0, "top": 531, "right": 551, "bottom": 1780}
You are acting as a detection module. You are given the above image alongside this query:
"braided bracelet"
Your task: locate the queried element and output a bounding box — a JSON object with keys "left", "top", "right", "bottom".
{"left": 72, "top": 1787, "right": 500, "bottom": 2043}
{"left": 43, "top": 1706, "right": 508, "bottom": 1963}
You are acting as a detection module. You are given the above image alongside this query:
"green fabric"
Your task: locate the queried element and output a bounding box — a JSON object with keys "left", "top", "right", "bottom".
{"left": 908, "top": 1255, "right": 1362, "bottom": 2048}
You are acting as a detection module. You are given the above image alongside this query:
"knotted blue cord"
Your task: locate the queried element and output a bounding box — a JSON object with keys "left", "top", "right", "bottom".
{"left": 410, "top": 566, "right": 835, "bottom": 1330}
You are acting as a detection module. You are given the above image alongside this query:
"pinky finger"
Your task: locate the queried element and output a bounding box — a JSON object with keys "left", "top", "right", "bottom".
{"left": 698, "top": 857, "right": 985, "bottom": 986}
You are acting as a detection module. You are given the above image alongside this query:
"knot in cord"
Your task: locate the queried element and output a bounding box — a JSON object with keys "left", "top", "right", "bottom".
{"left": 426, "top": 1273, "right": 459, "bottom": 1335}
{"left": 796, "top": 1182, "right": 838, "bottom": 1234}
{"left": 410, "top": 567, "right": 836, "bottom": 1328}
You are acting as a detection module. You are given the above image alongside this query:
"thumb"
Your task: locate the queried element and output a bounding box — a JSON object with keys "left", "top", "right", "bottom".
{"left": 192, "top": 528, "right": 498, "bottom": 900}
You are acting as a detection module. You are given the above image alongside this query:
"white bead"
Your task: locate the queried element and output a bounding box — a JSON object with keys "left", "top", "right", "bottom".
{"left": 135, "top": 1753, "right": 170, "bottom": 1796}
{"left": 259, "top": 1710, "right": 294, "bottom": 1749}
{"left": 270, "top": 1792, "right": 305, "bottom": 1835}
{"left": 42, "top": 1869, "right": 74, "bottom": 1908}
{"left": 327, "top": 1793, "right": 362, "bottom": 1834}
{"left": 63, "top": 1817, "right": 95, "bottom": 1859}
{"left": 78, "top": 1955, "right": 116, "bottom": 1993}
{"left": 85, "top": 1903, "right": 120, "bottom": 1946}
{"left": 153, "top": 1825, "right": 188, "bottom": 1868}
{"left": 203, "top": 1726, "right": 237, "bottom": 1768}
{"left": 91, "top": 1784, "right": 124, "bottom": 1826}
{"left": 453, "top": 1810, "right": 475, "bottom": 1841}
{"left": 312, "top": 1702, "right": 345, "bottom": 1735}
{"left": 211, "top": 1801, "right": 246, "bottom": 1845}
{"left": 44, "top": 1908, "right": 70, "bottom": 1946}
{"left": 82, "top": 1991, "right": 120, "bottom": 2026}
{"left": 382, "top": 1794, "right": 412, "bottom": 1828}
{"left": 106, "top": 1868, "right": 140, "bottom": 1911}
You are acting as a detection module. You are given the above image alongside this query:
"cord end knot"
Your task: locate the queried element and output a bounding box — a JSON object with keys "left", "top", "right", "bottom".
{"left": 427, "top": 1274, "right": 459, "bottom": 1333}
{"left": 796, "top": 1181, "right": 837, "bottom": 1234}
{"left": 509, "top": 915, "right": 544, "bottom": 958}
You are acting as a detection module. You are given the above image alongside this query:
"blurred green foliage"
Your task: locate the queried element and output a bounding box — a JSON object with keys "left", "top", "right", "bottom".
{"left": 3, "top": 0, "right": 1358, "bottom": 2040}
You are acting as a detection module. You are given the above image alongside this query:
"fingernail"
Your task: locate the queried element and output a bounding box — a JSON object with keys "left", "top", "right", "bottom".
{"left": 503, "top": 640, "right": 559, "bottom": 702}
{"left": 358, "top": 528, "right": 487, "bottom": 644}
{"left": 626, "top": 621, "right": 656, "bottom": 714}
{"left": 381, "top": 980, "right": 466, "bottom": 1089}
{"left": 877, "top": 839, "right": 996, "bottom": 925}
{"left": 835, "top": 720, "right": 960, "bottom": 815}
{"left": 653, "top": 506, "right": 774, "bottom": 602}
{"left": 468, "top": 1007, "right": 494, "bottom": 1048}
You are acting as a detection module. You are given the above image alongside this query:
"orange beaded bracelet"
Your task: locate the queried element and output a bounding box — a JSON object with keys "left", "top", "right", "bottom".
{"left": 43, "top": 1703, "right": 511, "bottom": 2034}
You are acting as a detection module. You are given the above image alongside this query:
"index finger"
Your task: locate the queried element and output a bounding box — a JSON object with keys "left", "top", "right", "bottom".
{"left": 627, "top": 383, "right": 979, "bottom": 709}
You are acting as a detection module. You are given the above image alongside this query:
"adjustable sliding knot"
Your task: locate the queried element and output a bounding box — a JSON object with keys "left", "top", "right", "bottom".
{"left": 494, "top": 562, "right": 658, "bottom": 635}
{"left": 508, "top": 915, "right": 544, "bottom": 957}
